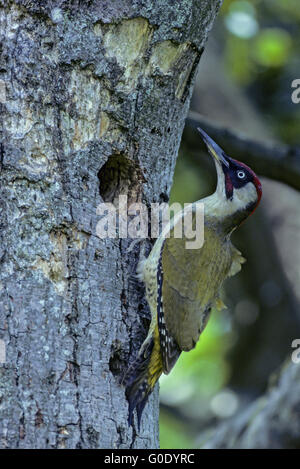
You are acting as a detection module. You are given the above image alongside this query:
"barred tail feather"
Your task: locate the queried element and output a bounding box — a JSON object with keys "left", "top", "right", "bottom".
{"left": 125, "top": 326, "right": 163, "bottom": 430}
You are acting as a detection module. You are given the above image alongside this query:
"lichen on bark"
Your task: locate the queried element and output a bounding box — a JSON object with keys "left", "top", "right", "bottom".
{"left": 0, "top": 0, "right": 222, "bottom": 448}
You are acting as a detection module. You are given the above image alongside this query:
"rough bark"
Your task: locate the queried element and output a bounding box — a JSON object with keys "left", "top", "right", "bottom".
{"left": 0, "top": 0, "right": 222, "bottom": 449}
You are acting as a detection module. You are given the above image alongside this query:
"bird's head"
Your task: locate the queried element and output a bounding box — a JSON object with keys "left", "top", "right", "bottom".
{"left": 198, "top": 127, "right": 262, "bottom": 225}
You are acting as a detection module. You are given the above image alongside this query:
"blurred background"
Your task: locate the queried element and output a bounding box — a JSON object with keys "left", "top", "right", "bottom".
{"left": 160, "top": 0, "right": 300, "bottom": 448}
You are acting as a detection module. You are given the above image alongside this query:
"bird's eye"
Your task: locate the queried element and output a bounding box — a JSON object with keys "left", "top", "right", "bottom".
{"left": 237, "top": 170, "right": 246, "bottom": 179}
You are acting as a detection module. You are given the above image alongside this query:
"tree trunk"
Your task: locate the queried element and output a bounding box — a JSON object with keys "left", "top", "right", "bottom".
{"left": 0, "top": 0, "right": 222, "bottom": 448}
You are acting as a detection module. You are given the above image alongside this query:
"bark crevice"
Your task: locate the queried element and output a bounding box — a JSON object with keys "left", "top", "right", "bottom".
{"left": 0, "top": 0, "right": 223, "bottom": 448}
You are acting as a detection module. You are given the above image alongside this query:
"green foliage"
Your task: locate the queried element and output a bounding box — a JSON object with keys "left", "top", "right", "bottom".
{"left": 222, "top": 0, "right": 300, "bottom": 143}
{"left": 252, "top": 29, "right": 292, "bottom": 67}
{"left": 160, "top": 414, "right": 193, "bottom": 449}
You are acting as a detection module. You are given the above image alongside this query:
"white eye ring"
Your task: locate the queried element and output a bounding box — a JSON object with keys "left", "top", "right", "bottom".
{"left": 237, "top": 170, "right": 246, "bottom": 179}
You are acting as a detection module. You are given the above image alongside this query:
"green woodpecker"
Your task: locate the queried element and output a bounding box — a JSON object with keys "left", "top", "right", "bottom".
{"left": 125, "top": 128, "right": 262, "bottom": 428}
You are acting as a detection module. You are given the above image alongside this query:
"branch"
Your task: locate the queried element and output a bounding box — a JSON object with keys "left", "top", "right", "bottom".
{"left": 185, "top": 111, "right": 300, "bottom": 192}
{"left": 201, "top": 359, "right": 300, "bottom": 449}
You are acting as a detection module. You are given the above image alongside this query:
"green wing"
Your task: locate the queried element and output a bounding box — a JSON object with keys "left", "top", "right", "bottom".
{"left": 161, "top": 216, "right": 232, "bottom": 363}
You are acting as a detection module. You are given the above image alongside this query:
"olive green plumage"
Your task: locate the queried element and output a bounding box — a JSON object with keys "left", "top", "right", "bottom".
{"left": 125, "top": 128, "right": 261, "bottom": 429}
{"left": 162, "top": 214, "right": 238, "bottom": 355}
{"left": 125, "top": 206, "right": 245, "bottom": 428}
{"left": 141, "top": 207, "right": 245, "bottom": 369}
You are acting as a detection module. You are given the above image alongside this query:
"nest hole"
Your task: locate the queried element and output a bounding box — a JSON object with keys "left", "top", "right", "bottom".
{"left": 98, "top": 154, "right": 145, "bottom": 206}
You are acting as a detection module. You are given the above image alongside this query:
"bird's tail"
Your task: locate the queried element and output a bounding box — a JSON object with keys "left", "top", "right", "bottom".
{"left": 125, "top": 325, "right": 163, "bottom": 430}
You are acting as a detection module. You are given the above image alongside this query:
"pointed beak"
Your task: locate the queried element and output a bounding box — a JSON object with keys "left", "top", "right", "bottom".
{"left": 197, "top": 127, "right": 230, "bottom": 168}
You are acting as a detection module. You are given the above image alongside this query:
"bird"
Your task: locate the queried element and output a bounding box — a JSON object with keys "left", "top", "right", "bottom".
{"left": 125, "top": 127, "right": 262, "bottom": 429}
